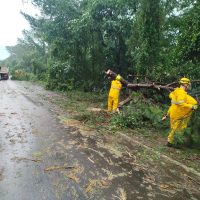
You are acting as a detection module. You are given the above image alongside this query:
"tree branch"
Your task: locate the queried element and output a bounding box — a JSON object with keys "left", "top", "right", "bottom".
{"left": 105, "top": 69, "right": 174, "bottom": 92}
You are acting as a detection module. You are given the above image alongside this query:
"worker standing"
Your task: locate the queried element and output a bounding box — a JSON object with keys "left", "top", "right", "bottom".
{"left": 162, "top": 78, "right": 198, "bottom": 147}
{"left": 106, "top": 70, "right": 122, "bottom": 112}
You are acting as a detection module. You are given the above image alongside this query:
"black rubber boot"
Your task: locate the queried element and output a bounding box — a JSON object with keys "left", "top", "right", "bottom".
{"left": 167, "top": 142, "right": 173, "bottom": 147}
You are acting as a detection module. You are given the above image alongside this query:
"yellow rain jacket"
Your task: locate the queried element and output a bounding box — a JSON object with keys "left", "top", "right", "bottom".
{"left": 108, "top": 80, "right": 122, "bottom": 111}
{"left": 167, "top": 87, "right": 197, "bottom": 143}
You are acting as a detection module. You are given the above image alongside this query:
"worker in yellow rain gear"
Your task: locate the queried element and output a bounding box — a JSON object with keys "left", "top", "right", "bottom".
{"left": 162, "top": 77, "right": 198, "bottom": 147}
{"left": 107, "top": 74, "right": 122, "bottom": 112}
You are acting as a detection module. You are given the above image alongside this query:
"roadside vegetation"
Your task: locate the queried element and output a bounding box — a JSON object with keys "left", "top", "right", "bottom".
{"left": 45, "top": 89, "right": 200, "bottom": 172}
{"left": 1, "top": 0, "right": 200, "bottom": 164}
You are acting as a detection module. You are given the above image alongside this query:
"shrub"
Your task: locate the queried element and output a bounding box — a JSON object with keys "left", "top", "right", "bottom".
{"left": 11, "top": 70, "right": 35, "bottom": 81}
{"left": 111, "top": 99, "right": 167, "bottom": 130}
{"left": 182, "top": 110, "right": 200, "bottom": 148}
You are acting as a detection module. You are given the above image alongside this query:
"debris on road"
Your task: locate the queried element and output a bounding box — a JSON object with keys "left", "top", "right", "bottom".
{"left": 44, "top": 165, "right": 75, "bottom": 172}
{"left": 11, "top": 156, "right": 42, "bottom": 163}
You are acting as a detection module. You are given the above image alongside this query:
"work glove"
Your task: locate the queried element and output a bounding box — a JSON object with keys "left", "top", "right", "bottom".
{"left": 192, "top": 105, "right": 198, "bottom": 110}
{"left": 162, "top": 115, "right": 168, "bottom": 121}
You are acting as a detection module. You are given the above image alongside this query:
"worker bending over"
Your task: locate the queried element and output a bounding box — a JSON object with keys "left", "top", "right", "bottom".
{"left": 162, "top": 77, "right": 198, "bottom": 147}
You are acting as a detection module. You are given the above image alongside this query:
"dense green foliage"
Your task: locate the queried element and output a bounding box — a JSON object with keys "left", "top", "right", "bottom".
{"left": 111, "top": 104, "right": 166, "bottom": 129}
{"left": 111, "top": 92, "right": 167, "bottom": 129}
{"left": 11, "top": 69, "right": 35, "bottom": 81}
{"left": 2, "top": 0, "right": 200, "bottom": 89}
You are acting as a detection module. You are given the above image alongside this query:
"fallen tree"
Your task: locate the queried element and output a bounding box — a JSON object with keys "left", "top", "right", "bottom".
{"left": 105, "top": 69, "right": 200, "bottom": 92}
{"left": 105, "top": 69, "right": 174, "bottom": 92}
{"left": 104, "top": 69, "right": 200, "bottom": 109}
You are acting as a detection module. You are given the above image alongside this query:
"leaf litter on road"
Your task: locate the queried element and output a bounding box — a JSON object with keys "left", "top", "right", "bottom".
{"left": 11, "top": 156, "right": 42, "bottom": 163}
{"left": 44, "top": 165, "right": 75, "bottom": 172}
{"left": 112, "top": 188, "right": 127, "bottom": 200}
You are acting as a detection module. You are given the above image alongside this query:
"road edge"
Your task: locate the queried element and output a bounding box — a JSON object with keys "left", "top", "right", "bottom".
{"left": 120, "top": 133, "right": 200, "bottom": 178}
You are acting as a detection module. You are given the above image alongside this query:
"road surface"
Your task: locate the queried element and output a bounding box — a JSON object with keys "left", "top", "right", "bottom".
{"left": 0, "top": 80, "right": 200, "bottom": 200}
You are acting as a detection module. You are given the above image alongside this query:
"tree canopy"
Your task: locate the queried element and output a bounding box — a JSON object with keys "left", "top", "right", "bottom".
{"left": 2, "top": 0, "right": 200, "bottom": 91}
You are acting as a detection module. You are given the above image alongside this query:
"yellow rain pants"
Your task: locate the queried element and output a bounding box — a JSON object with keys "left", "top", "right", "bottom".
{"left": 108, "top": 80, "right": 122, "bottom": 112}
{"left": 167, "top": 88, "right": 197, "bottom": 144}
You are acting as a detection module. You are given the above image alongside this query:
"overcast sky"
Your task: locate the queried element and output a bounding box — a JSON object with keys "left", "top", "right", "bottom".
{"left": 0, "top": 0, "right": 39, "bottom": 60}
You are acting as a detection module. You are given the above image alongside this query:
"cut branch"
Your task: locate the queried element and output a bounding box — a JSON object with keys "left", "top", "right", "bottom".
{"left": 105, "top": 69, "right": 129, "bottom": 85}
{"left": 118, "top": 96, "right": 133, "bottom": 108}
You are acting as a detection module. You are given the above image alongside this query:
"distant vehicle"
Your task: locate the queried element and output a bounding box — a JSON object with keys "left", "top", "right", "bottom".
{"left": 0, "top": 66, "right": 9, "bottom": 80}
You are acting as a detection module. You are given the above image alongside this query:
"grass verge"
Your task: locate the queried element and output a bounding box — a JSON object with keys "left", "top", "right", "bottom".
{"left": 48, "top": 90, "right": 200, "bottom": 173}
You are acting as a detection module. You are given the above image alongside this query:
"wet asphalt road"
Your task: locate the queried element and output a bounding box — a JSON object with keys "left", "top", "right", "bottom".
{"left": 0, "top": 80, "right": 200, "bottom": 200}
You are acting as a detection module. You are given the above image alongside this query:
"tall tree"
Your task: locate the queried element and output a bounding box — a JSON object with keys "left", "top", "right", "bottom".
{"left": 136, "top": 0, "right": 163, "bottom": 76}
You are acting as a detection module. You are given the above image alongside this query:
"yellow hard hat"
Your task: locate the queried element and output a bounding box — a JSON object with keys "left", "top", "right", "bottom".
{"left": 179, "top": 77, "right": 190, "bottom": 84}
{"left": 116, "top": 75, "right": 121, "bottom": 81}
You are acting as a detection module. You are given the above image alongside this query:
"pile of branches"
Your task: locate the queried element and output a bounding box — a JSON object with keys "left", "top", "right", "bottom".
{"left": 105, "top": 69, "right": 200, "bottom": 107}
